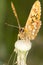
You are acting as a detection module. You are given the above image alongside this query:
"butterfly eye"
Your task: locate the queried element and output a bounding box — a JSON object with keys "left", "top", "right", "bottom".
{"left": 20, "top": 28, "right": 24, "bottom": 32}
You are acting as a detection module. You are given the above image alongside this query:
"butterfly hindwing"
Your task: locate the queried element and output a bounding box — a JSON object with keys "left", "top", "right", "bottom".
{"left": 25, "top": 0, "right": 41, "bottom": 40}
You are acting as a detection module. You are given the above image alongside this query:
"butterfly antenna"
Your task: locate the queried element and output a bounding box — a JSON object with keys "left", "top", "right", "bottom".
{"left": 5, "top": 23, "right": 19, "bottom": 29}
{"left": 11, "top": 1, "right": 21, "bottom": 29}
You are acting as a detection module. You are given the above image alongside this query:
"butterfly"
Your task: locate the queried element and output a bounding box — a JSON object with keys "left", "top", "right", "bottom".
{"left": 11, "top": 0, "right": 41, "bottom": 40}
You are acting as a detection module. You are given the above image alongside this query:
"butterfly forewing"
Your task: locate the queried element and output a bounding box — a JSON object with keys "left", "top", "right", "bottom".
{"left": 25, "top": 0, "right": 41, "bottom": 40}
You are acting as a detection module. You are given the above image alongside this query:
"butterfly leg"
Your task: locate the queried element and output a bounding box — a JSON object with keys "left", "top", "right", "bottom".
{"left": 17, "top": 34, "right": 20, "bottom": 40}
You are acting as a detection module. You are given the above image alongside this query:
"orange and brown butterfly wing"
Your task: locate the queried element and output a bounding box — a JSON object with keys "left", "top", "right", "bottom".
{"left": 25, "top": 0, "right": 41, "bottom": 40}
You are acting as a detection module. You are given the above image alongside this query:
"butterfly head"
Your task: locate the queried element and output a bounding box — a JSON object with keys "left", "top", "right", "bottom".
{"left": 19, "top": 28, "right": 24, "bottom": 33}
{"left": 18, "top": 27, "right": 26, "bottom": 40}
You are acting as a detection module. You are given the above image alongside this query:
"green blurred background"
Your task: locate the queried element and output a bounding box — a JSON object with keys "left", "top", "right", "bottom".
{"left": 0, "top": 0, "right": 43, "bottom": 65}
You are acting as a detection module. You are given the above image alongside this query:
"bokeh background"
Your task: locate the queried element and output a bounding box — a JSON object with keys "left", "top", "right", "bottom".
{"left": 0, "top": 0, "right": 43, "bottom": 65}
